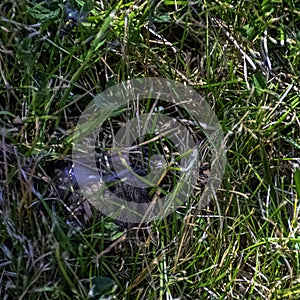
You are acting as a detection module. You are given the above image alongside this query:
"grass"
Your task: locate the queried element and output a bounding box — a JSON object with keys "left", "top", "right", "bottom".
{"left": 0, "top": 0, "right": 300, "bottom": 299}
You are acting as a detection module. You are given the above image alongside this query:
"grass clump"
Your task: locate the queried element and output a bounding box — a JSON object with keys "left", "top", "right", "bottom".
{"left": 0, "top": 0, "right": 299, "bottom": 299}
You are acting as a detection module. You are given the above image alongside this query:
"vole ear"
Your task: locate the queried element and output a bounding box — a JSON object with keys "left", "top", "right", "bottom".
{"left": 109, "top": 151, "right": 130, "bottom": 172}
{"left": 133, "top": 168, "right": 147, "bottom": 177}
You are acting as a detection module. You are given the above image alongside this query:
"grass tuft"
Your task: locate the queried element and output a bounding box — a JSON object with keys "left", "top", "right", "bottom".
{"left": 0, "top": 0, "right": 299, "bottom": 299}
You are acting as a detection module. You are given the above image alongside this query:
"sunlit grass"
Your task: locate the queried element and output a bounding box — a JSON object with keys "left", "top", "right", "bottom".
{"left": 0, "top": 0, "right": 299, "bottom": 299}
